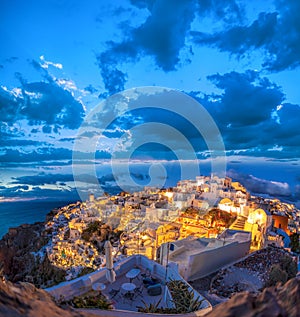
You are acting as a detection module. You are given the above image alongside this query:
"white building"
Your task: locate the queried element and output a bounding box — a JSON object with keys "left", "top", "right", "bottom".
{"left": 159, "top": 229, "right": 251, "bottom": 281}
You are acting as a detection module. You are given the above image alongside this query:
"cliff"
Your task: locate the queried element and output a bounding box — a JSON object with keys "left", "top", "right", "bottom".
{"left": 0, "top": 222, "right": 65, "bottom": 288}
{"left": 0, "top": 279, "right": 99, "bottom": 317}
{"left": 206, "top": 277, "right": 300, "bottom": 317}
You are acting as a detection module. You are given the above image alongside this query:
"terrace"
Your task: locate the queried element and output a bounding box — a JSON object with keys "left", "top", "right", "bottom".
{"left": 46, "top": 255, "right": 212, "bottom": 316}
{"left": 101, "top": 265, "right": 166, "bottom": 311}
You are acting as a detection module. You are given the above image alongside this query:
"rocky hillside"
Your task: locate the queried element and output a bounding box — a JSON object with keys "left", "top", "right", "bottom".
{"left": 0, "top": 279, "right": 99, "bottom": 317}
{"left": 206, "top": 277, "right": 300, "bottom": 317}
{"left": 0, "top": 222, "right": 65, "bottom": 288}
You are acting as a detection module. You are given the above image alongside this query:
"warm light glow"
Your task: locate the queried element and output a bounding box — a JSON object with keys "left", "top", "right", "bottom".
{"left": 164, "top": 192, "right": 173, "bottom": 200}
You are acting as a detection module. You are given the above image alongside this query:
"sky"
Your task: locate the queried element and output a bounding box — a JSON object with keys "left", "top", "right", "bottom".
{"left": 0, "top": 0, "right": 300, "bottom": 207}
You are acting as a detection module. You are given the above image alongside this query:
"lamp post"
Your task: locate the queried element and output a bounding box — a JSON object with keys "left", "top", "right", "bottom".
{"left": 164, "top": 242, "right": 170, "bottom": 281}
{"left": 223, "top": 230, "right": 226, "bottom": 246}
{"left": 137, "top": 231, "right": 140, "bottom": 255}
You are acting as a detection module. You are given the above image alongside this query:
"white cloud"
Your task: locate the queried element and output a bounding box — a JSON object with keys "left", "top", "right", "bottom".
{"left": 56, "top": 78, "right": 77, "bottom": 91}
{"left": 39, "top": 55, "right": 63, "bottom": 69}
{"left": 267, "top": 144, "right": 283, "bottom": 152}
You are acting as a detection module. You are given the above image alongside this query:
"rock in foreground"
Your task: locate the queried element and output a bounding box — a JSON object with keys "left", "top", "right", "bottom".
{"left": 0, "top": 279, "right": 99, "bottom": 317}
{"left": 206, "top": 277, "right": 300, "bottom": 317}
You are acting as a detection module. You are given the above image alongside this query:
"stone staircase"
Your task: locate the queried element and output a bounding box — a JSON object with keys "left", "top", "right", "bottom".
{"left": 230, "top": 216, "right": 247, "bottom": 231}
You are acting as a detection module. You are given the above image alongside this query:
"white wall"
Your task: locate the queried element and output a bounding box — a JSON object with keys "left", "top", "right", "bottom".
{"left": 183, "top": 239, "right": 251, "bottom": 281}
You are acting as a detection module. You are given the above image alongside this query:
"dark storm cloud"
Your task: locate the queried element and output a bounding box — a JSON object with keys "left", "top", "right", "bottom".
{"left": 196, "top": 0, "right": 243, "bottom": 23}
{"left": 0, "top": 185, "right": 80, "bottom": 201}
{"left": 192, "top": 12, "right": 277, "bottom": 56}
{"left": 0, "top": 86, "right": 22, "bottom": 124}
{"left": 96, "top": 51, "right": 129, "bottom": 96}
{"left": 192, "top": 0, "right": 300, "bottom": 71}
{"left": 272, "top": 103, "right": 300, "bottom": 146}
{"left": 10, "top": 173, "right": 119, "bottom": 192}
{"left": 21, "top": 81, "right": 84, "bottom": 129}
{"left": 59, "top": 137, "right": 75, "bottom": 142}
{"left": 130, "top": 0, "right": 196, "bottom": 71}
{"left": 93, "top": 105, "right": 208, "bottom": 156}
{"left": 11, "top": 173, "right": 74, "bottom": 186}
{"left": 96, "top": 0, "right": 197, "bottom": 94}
{"left": 0, "top": 147, "right": 111, "bottom": 165}
{"left": 0, "top": 139, "right": 45, "bottom": 147}
{"left": 0, "top": 147, "right": 72, "bottom": 163}
{"left": 189, "top": 70, "right": 300, "bottom": 157}
{"left": 187, "top": 69, "right": 300, "bottom": 159}
{"left": 0, "top": 77, "right": 85, "bottom": 130}
{"left": 206, "top": 70, "right": 284, "bottom": 127}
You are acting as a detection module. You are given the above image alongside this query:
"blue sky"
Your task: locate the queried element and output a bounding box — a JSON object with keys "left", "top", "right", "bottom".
{"left": 0, "top": 0, "right": 299, "bottom": 206}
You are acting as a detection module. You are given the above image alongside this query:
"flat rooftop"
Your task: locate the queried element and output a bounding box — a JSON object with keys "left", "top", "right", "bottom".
{"left": 169, "top": 230, "right": 251, "bottom": 262}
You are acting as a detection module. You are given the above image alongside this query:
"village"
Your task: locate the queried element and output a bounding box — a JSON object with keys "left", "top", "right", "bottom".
{"left": 43, "top": 175, "right": 300, "bottom": 281}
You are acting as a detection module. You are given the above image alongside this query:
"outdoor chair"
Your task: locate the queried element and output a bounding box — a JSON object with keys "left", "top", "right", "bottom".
{"left": 122, "top": 291, "right": 134, "bottom": 305}
{"left": 142, "top": 277, "right": 156, "bottom": 286}
{"left": 141, "top": 268, "right": 151, "bottom": 278}
{"left": 134, "top": 284, "right": 144, "bottom": 298}
{"left": 151, "top": 277, "right": 161, "bottom": 284}
{"left": 109, "top": 288, "right": 120, "bottom": 299}
{"left": 147, "top": 283, "right": 162, "bottom": 296}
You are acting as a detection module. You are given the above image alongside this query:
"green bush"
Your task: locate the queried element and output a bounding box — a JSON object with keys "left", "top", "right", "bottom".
{"left": 67, "top": 291, "right": 112, "bottom": 309}
{"left": 279, "top": 254, "right": 298, "bottom": 279}
{"left": 265, "top": 253, "right": 297, "bottom": 287}
{"left": 290, "top": 233, "right": 300, "bottom": 253}
{"left": 137, "top": 280, "right": 203, "bottom": 314}
{"left": 267, "top": 264, "right": 288, "bottom": 287}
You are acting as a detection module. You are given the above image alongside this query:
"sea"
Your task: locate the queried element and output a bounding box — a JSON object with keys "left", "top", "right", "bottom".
{"left": 0, "top": 200, "right": 75, "bottom": 239}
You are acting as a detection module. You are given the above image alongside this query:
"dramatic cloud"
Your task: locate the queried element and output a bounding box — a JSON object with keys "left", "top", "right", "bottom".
{"left": 11, "top": 173, "right": 74, "bottom": 186}
{"left": 206, "top": 70, "right": 284, "bottom": 127}
{"left": 228, "top": 169, "right": 292, "bottom": 197}
{"left": 271, "top": 103, "right": 300, "bottom": 147}
{"left": 188, "top": 70, "right": 300, "bottom": 158}
{"left": 97, "top": 0, "right": 197, "bottom": 94}
{"left": 196, "top": 0, "right": 243, "bottom": 23}
{"left": 0, "top": 147, "right": 72, "bottom": 163}
{"left": 192, "top": 0, "right": 300, "bottom": 71}
{"left": 0, "top": 147, "right": 111, "bottom": 165}
{"left": 21, "top": 81, "right": 84, "bottom": 129}
{"left": 0, "top": 86, "right": 22, "bottom": 125}
{"left": 0, "top": 139, "right": 45, "bottom": 147}
{"left": 1, "top": 77, "right": 85, "bottom": 131}
{"left": 0, "top": 185, "right": 80, "bottom": 202}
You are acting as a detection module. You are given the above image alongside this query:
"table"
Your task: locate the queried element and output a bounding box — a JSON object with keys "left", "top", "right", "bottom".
{"left": 121, "top": 282, "right": 136, "bottom": 292}
{"left": 92, "top": 283, "right": 106, "bottom": 291}
{"left": 121, "top": 283, "right": 136, "bottom": 303}
{"left": 125, "top": 268, "right": 141, "bottom": 282}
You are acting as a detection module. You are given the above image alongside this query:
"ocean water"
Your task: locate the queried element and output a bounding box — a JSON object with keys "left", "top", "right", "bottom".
{"left": 0, "top": 200, "right": 74, "bottom": 239}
